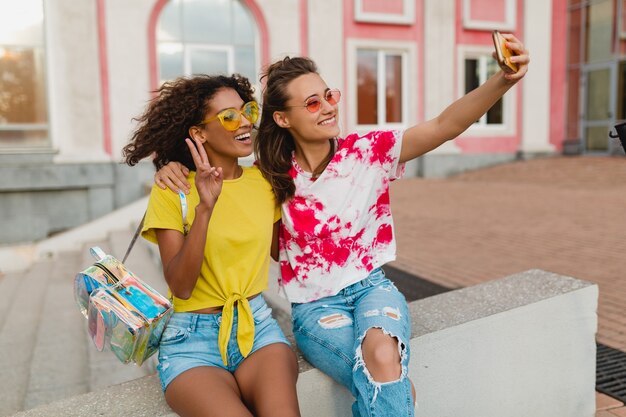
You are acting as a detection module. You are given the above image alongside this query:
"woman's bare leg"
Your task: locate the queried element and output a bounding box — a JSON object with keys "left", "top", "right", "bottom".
{"left": 362, "top": 328, "right": 416, "bottom": 403}
{"left": 165, "top": 366, "right": 253, "bottom": 417}
{"left": 234, "top": 343, "right": 301, "bottom": 417}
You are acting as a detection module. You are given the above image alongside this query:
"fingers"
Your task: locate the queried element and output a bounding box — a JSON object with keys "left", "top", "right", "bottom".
{"left": 501, "top": 33, "right": 529, "bottom": 59}
{"left": 174, "top": 161, "right": 190, "bottom": 177}
{"left": 185, "top": 138, "right": 208, "bottom": 167}
{"left": 500, "top": 33, "right": 530, "bottom": 81}
{"left": 154, "top": 171, "right": 166, "bottom": 190}
{"left": 156, "top": 163, "right": 190, "bottom": 193}
{"left": 164, "top": 174, "right": 187, "bottom": 193}
{"left": 185, "top": 138, "right": 221, "bottom": 178}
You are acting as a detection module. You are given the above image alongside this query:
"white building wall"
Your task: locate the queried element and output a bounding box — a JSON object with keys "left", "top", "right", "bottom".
{"left": 256, "top": 0, "right": 301, "bottom": 59}
{"left": 106, "top": 0, "right": 156, "bottom": 161}
{"left": 521, "top": 0, "right": 555, "bottom": 153}
{"left": 423, "top": 0, "right": 461, "bottom": 154}
{"left": 46, "top": 0, "right": 106, "bottom": 162}
{"left": 307, "top": 0, "right": 345, "bottom": 130}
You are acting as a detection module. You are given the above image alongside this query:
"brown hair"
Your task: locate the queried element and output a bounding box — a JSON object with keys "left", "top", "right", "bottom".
{"left": 254, "top": 56, "right": 334, "bottom": 204}
{"left": 123, "top": 74, "right": 254, "bottom": 170}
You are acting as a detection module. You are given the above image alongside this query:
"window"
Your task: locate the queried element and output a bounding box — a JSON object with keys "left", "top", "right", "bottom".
{"left": 0, "top": 0, "right": 49, "bottom": 149}
{"left": 462, "top": 0, "right": 516, "bottom": 31}
{"left": 464, "top": 55, "right": 504, "bottom": 126}
{"left": 157, "top": 0, "right": 258, "bottom": 85}
{"left": 354, "top": 0, "right": 415, "bottom": 25}
{"left": 356, "top": 49, "right": 406, "bottom": 127}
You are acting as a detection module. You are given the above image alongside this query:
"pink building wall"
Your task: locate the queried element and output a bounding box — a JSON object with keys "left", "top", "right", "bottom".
{"left": 137, "top": 0, "right": 571, "bottom": 157}
{"left": 454, "top": 0, "right": 524, "bottom": 154}
{"left": 550, "top": 0, "right": 568, "bottom": 151}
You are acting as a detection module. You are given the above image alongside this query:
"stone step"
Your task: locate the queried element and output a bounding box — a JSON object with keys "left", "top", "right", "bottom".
{"left": 23, "top": 251, "right": 88, "bottom": 411}
{"left": 0, "top": 261, "right": 54, "bottom": 416}
{"left": 0, "top": 271, "right": 24, "bottom": 333}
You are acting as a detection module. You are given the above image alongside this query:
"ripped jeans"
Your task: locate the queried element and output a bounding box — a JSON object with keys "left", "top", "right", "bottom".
{"left": 291, "top": 268, "right": 414, "bottom": 417}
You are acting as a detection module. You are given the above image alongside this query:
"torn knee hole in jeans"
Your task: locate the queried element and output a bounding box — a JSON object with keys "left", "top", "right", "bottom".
{"left": 318, "top": 313, "right": 353, "bottom": 329}
{"left": 354, "top": 327, "right": 408, "bottom": 403}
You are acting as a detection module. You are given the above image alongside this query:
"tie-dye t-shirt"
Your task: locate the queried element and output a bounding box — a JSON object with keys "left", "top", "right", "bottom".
{"left": 278, "top": 130, "right": 405, "bottom": 303}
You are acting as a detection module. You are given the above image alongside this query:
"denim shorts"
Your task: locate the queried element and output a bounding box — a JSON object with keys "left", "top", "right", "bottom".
{"left": 157, "top": 295, "right": 290, "bottom": 392}
{"left": 291, "top": 268, "right": 413, "bottom": 417}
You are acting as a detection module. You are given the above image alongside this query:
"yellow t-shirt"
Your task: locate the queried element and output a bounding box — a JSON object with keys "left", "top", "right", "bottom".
{"left": 141, "top": 165, "right": 280, "bottom": 365}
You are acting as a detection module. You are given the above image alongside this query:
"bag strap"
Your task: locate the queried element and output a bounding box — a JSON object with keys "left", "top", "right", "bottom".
{"left": 179, "top": 190, "right": 189, "bottom": 236}
{"left": 122, "top": 190, "right": 188, "bottom": 263}
{"left": 122, "top": 212, "right": 146, "bottom": 263}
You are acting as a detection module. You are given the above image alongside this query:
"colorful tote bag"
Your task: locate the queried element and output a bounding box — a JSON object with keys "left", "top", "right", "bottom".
{"left": 74, "top": 247, "right": 173, "bottom": 365}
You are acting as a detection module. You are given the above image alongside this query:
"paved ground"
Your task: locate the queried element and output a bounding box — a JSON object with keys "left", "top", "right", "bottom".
{"left": 388, "top": 155, "right": 626, "bottom": 415}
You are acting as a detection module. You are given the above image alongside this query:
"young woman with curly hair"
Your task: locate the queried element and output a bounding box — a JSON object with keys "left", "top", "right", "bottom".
{"left": 123, "top": 74, "right": 300, "bottom": 417}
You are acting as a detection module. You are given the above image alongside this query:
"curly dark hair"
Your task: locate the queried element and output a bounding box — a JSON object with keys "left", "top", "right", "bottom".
{"left": 123, "top": 74, "right": 255, "bottom": 170}
{"left": 255, "top": 56, "right": 333, "bottom": 204}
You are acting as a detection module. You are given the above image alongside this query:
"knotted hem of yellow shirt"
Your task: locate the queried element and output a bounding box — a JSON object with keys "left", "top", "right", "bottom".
{"left": 218, "top": 294, "right": 255, "bottom": 366}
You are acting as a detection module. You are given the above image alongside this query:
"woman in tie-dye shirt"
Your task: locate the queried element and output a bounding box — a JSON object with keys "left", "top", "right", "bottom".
{"left": 254, "top": 42, "right": 528, "bottom": 417}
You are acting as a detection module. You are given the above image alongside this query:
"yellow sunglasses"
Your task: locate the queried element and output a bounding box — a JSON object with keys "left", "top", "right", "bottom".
{"left": 201, "top": 101, "right": 259, "bottom": 131}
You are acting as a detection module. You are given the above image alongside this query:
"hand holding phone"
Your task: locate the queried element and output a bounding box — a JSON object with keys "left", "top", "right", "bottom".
{"left": 492, "top": 30, "right": 518, "bottom": 74}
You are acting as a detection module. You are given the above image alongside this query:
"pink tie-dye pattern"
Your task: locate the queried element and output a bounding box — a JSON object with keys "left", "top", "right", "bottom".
{"left": 375, "top": 224, "right": 393, "bottom": 245}
{"left": 288, "top": 196, "right": 323, "bottom": 235}
{"left": 372, "top": 189, "right": 391, "bottom": 219}
{"left": 369, "top": 131, "right": 395, "bottom": 165}
{"left": 280, "top": 130, "right": 404, "bottom": 302}
{"left": 338, "top": 135, "right": 365, "bottom": 162}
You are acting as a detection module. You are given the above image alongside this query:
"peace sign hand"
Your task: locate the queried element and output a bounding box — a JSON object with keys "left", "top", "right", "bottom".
{"left": 185, "top": 137, "right": 223, "bottom": 211}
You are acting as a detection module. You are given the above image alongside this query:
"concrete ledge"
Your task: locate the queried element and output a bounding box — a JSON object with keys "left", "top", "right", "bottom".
{"left": 35, "top": 197, "right": 147, "bottom": 259}
{"left": 0, "top": 197, "right": 148, "bottom": 273}
{"left": 0, "top": 162, "right": 155, "bottom": 244}
{"left": 408, "top": 269, "right": 597, "bottom": 417}
{"left": 12, "top": 269, "right": 598, "bottom": 417}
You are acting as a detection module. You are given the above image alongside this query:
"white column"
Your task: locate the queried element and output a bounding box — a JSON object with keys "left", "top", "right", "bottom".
{"left": 423, "top": 0, "right": 461, "bottom": 153}
{"left": 520, "top": 0, "right": 556, "bottom": 153}
{"left": 307, "top": 0, "right": 344, "bottom": 94}
{"left": 258, "top": 0, "right": 301, "bottom": 59}
{"left": 47, "top": 0, "right": 108, "bottom": 162}
{"left": 105, "top": 0, "right": 155, "bottom": 162}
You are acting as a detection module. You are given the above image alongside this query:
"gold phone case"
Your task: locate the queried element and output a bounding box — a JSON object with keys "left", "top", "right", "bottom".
{"left": 492, "top": 30, "right": 518, "bottom": 74}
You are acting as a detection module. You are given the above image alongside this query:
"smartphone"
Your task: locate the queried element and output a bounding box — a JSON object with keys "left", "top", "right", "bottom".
{"left": 492, "top": 30, "right": 518, "bottom": 74}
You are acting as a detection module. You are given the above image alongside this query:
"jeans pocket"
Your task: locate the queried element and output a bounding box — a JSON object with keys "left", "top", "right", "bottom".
{"left": 159, "top": 325, "right": 189, "bottom": 346}
{"left": 253, "top": 304, "right": 273, "bottom": 325}
{"left": 366, "top": 268, "right": 387, "bottom": 287}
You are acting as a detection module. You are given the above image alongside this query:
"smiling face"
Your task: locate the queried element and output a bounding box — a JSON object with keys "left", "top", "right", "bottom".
{"left": 276, "top": 72, "right": 340, "bottom": 145}
{"left": 191, "top": 87, "right": 254, "bottom": 161}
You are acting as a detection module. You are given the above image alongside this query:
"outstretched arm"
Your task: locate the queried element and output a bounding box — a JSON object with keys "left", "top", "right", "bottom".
{"left": 399, "top": 33, "right": 530, "bottom": 163}
{"left": 156, "top": 137, "right": 222, "bottom": 299}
